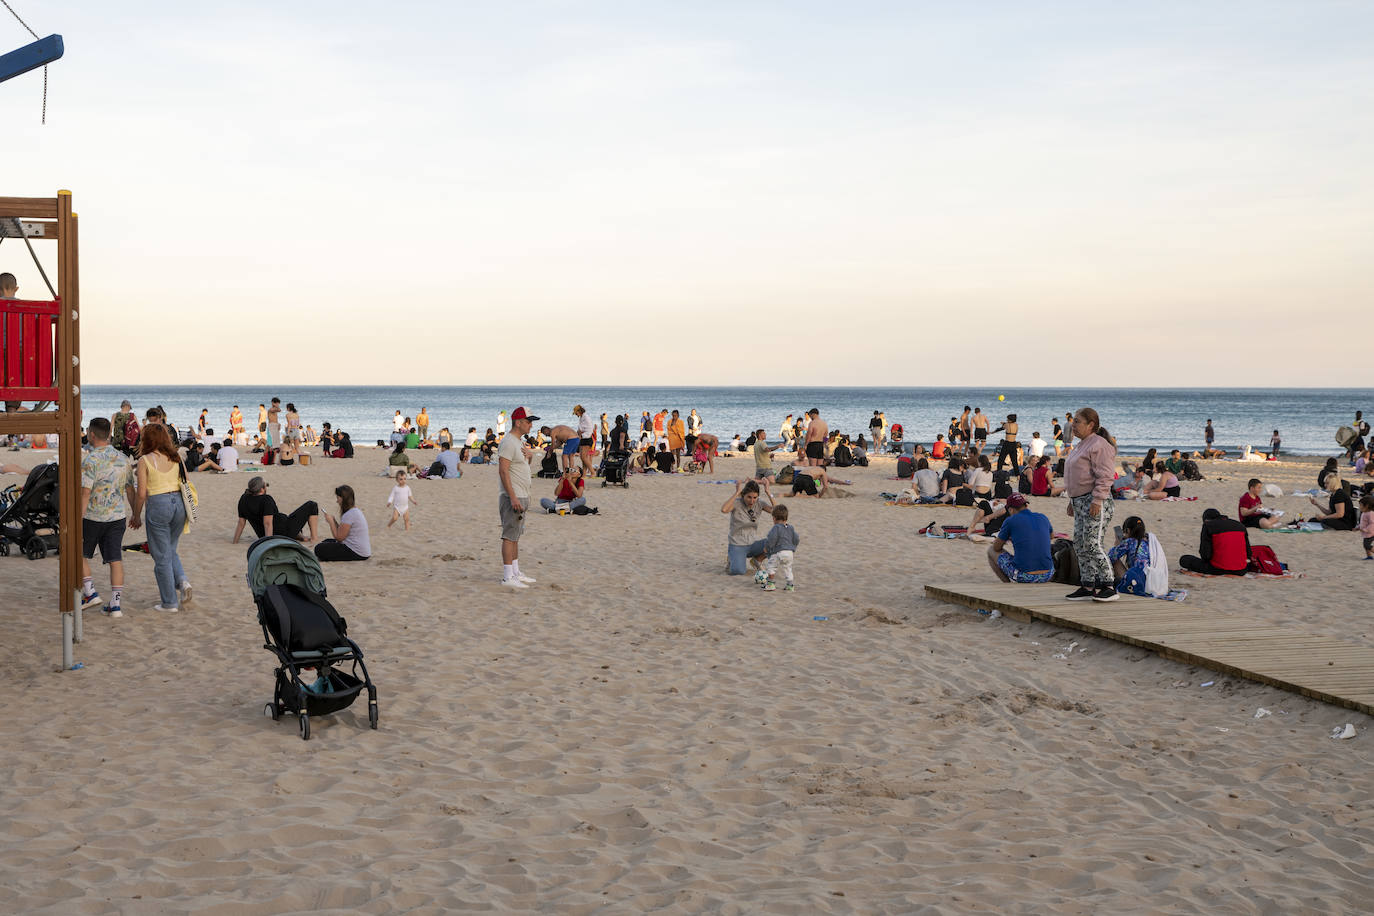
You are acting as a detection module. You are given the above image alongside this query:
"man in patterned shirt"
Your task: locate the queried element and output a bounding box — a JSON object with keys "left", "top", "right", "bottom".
{"left": 80, "top": 417, "right": 136, "bottom": 617}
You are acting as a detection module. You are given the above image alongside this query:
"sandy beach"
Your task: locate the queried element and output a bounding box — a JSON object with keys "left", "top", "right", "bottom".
{"left": 1, "top": 445, "right": 1370, "bottom": 912}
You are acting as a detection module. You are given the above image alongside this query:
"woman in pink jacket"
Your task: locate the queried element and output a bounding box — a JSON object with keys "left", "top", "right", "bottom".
{"left": 1062, "top": 408, "right": 1119, "bottom": 602}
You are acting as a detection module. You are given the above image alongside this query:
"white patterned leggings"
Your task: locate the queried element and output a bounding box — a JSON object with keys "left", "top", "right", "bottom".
{"left": 1071, "top": 494, "right": 1114, "bottom": 588}
{"left": 765, "top": 550, "right": 795, "bottom": 584}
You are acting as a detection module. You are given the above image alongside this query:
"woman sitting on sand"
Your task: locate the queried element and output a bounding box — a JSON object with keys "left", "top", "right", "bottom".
{"left": 540, "top": 466, "right": 587, "bottom": 512}
{"left": 939, "top": 457, "right": 970, "bottom": 504}
{"left": 1030, "top": 456, "right": 1064, "bottom": 497}
{"left": 967, "top": 455, "right": 994, "bottom": 501}
{"left": 1141, "top": 461, "right": 1180, "bottom": 500}
{"left": 1307, "top": 479, "right": 1357, "bottom": 530}
{"left": 722, "top": 479, "right": 774, "bottom": 575}
{"left": 388, "top": 441, "right": 422, "bottom": 476}
{"left": 316, "top": 485, "right": 371, "bottom": 561}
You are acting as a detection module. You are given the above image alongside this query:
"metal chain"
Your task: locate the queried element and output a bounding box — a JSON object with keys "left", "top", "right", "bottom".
{"left": 1, "top": 0, "right": 48, "bottom": 123}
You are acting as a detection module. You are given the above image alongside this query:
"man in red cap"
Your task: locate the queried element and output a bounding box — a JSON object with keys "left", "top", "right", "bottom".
{"left": 498, "top": 407, "right": 539, "bottom": 588}
{"left": 986, "top": 493, "right": 1054, "bottom": 583}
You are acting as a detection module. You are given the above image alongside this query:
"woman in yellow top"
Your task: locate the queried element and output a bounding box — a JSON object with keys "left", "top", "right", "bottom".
{"left": 130, "top": 424, "right": 192, "bottom": 612}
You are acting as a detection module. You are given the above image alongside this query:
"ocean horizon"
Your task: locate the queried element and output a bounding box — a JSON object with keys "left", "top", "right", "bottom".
{"left": 78, "top": 385, "right": 1371, "bottom": 457}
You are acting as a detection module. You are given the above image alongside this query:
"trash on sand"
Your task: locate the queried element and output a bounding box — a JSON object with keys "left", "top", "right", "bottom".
{"left": 1051, "top": 653, "right": 1068, "bottom": 660}
{"left": 1331, "top": 724, "right": 1356, "bottom": 740}
{"left": 1254, "top": 708, "right": 1272, "bottom": 719}
{"left": 1200, "top": 681, "right": 1215, "bottom": 688}
{"left": 1030, "top": 642, "right": 1040, "bottom": 646}
{"left": 987, "top": 609, "right": 1002, "bottom": 621}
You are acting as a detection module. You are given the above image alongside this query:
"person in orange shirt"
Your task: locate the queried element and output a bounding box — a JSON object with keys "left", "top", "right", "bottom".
{"left": 931, "top": 434, "right": 947, "bottom": 460}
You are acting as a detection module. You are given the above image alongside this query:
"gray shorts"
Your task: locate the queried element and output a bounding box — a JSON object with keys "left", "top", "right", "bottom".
{"left": 499, "top": 492, "right": 529, "bottom": 541}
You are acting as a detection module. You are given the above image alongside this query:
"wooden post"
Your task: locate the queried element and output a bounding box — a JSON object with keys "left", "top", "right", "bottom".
{"left": 56, "top": 191, "right": 81, "bottom": 648}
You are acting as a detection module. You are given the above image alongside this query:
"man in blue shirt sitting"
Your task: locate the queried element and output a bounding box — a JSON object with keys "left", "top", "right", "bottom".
{"left": 986, "top": 493, "right": 1053, "bottom": 583}
{"left": 435, "top": 440, "right": 462, "bottom": 479}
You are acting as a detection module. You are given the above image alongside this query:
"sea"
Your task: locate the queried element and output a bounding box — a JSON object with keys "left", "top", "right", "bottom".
{"left": 79, "top": 386, "right": 1371, "bottom": 457}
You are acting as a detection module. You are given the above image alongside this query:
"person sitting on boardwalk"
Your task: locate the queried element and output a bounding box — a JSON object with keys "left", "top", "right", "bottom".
{"left": 1239, "top": 478, "right": 1284, "bottom": 530}
{"left": 986, "top": 494, "right": 1053, "bottom": 583}
{"left": 1108, "top": 515, "right": 1168, "bottom": 596}
{"left": 1178, "top": 508, "right": 1250, "bottom": 575}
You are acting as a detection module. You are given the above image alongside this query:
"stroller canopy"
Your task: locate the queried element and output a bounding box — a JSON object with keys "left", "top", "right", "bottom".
{"left": 245, "top": 536, "right": 327, "bottom": 599}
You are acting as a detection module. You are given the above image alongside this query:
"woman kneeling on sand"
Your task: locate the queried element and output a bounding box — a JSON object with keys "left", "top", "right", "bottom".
{"left": 723, "top": 479, "right": 773, "bottom": 575}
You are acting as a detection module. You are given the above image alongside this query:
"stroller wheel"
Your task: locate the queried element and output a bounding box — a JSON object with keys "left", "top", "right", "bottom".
{"left": 24, "top": 537, "right": 46, "bottom": 561}
{"left": 0, "top": 540, "right": 8, "bottom": 557}
{"left": 264, "top": 702, "right": 280, "bottom": 721}
{"left": 369, "top": 700, "right": 379, "bottom": 729}
{"left": 298, "top": 714, "right": 311, "bottom": 741}
{"left": 601, "top": 481, "right": 607, "bottom": 488}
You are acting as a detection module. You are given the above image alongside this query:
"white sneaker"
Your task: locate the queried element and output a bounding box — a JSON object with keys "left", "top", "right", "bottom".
{"left": 103, "top": 606, "right": 123, "bottom": 619}
{"left": 178, "top": 581, "right": 193, "bottom": 604}
{"left": 516, "top": 574, "right": 536, "bottom": 584}
{"left": 81, "top": 592, "right": 102, "bottom": 610}
{"left": 153, "top": 603, "right": 179, "bottom": 613}
{"left": 500, "top": 577, "right": 529, "bottom": 589}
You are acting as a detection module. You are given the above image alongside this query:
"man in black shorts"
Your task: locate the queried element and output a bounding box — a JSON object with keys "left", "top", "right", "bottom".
{"left": 231, "top": 476, "right": 320, "bottom": 544}
{"left": 802, "top": 408, "right": 828, "bottom": 466}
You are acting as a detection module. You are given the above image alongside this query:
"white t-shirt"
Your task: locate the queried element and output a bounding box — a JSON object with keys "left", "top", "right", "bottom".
{"left": 465, "top": 431, "right": 479, "bottom": 447}
{"left": 340, "top": 507, "right": 371, "bottom": 557}
{"left": 497, "top": 414, "right": 507, "bottom": 434}
{"left": 1029, "top": 436, "right": 1046, "bottom": 458}
{"left": 388, "top": 484, "right": 413, "bottom": 512}
{"left": 577, "top": 414, "right": 595, "bottom": 440}
{"left": 219, "top": 445, "right": 238, "bottom": 472}
{"left": 496, "top": 432, "right": 531, "bottom": 499}
{"left": 393, "top": 413, "right": 404, "bottom": 431}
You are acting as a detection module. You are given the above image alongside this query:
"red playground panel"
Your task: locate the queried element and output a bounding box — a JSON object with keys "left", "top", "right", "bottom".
{"left": 0, "top": 298, "right": 60, "bottom": 401}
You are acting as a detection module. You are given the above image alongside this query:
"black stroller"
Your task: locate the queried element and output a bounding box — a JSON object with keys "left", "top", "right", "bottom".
{"left": 245, "top": 536, "right": 378, "bottom": 740}
{"left": 0, "top": 462, "right": 60, "bottom": 559}
{"left": 600, "top": 450, "right": 630, "bottom": 487}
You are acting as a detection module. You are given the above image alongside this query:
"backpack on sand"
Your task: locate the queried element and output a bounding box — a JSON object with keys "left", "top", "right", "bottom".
{"left": 1248, "top": 544, "right": 1283, "bottom": 576}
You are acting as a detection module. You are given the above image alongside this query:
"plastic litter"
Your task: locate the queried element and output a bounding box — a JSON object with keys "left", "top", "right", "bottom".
{"left": 69, "top": 662, "right": 83, "bottom": 671}
{"left": 1200, "top": 681, "right": 1215, "bottom": 687}
{"left": 1331, "top": 724, "right": 1356, "bottom": 740}
{"left": 1254, "top": 708, "right": 1271, "bottom": 719}
{"left": 1051, "top": 653, "right": 1067, "bottom": 660}
{"left": 813, "top": 616, "right": 828, "bottom": 621}
{"left": 987, "top": 609, "right": 1002, "bottom": 621}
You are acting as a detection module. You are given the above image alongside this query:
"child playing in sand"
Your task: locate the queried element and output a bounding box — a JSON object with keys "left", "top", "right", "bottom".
{"left": 1359, "top": 495, "right": 1374, "bottom": 560}
{"left": 761, "top": 504, "right": 800, "bottom": 591}
{"left": 386, "top": 470, "right": 419, "bottom": 529}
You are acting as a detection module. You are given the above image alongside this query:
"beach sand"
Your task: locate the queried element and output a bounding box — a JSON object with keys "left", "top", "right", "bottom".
{"left": 0, "top": 446, "right": 1370, "bottom": 912}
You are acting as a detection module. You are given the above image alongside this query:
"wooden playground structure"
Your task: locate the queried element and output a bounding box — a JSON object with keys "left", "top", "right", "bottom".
{"left": 0, "top": 191, "right": 84, "bottom": 668}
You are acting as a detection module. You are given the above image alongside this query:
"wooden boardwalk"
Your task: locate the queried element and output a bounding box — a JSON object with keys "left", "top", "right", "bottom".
{"left": 924, "top": 583, "right": 1374, "bottom": 716}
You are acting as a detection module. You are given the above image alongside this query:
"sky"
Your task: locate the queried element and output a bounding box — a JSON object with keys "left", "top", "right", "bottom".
{"left": 2, "top": 1, "right": 1371, "bottom": 387}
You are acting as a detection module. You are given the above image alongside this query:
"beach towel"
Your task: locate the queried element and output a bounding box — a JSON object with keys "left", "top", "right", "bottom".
{"left": 1160, "top": 496, "right": 1199, "bottom": 501}
{"left": 1179, "top": 569, "right": 1304, "bottom": 580}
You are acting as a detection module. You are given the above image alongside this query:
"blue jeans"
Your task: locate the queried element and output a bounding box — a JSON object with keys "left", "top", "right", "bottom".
{"left": 539, "top": 496, "right": 586, "bottom": 511}
{"left": 145, "top": 492, "right": 187, "bottom": 607}
{"left": 727, "top": 538, "right": 768, "bottom": 575}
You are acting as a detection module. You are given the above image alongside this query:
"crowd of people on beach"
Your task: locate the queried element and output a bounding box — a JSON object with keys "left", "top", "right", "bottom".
{"left": 5, "top": 389, "right": 1372, "bottom": 612}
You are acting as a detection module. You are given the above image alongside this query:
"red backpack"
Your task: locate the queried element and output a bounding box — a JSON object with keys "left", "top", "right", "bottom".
{"left": 1248, "top": 544, "right": 1283, "bottom": 576}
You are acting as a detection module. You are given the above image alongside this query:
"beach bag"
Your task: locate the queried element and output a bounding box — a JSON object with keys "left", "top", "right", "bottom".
{"left": 833, "top": 445, "right": 853, "bottom": 467}
{"left": 428, "top": 459, "right": 445, "bottom": 478}
{"left": 1181, "top": 459, "right": 1203, "bottom": 481}
{"left": 1144, "top": 532, "right": 1169, "bottom": 597}
{"left": 954, "top": 488, "right": 974, "bottom": 507}
{"left": 993, "top": 470, "right": 1012, "bottom": 499}
{"left": 177, "top": 461, "right": 198, "bottom": 531}
{"left": 124, "top": 416, "right": 140, "bottom": 452}
{"left": 1050, "top": 538, "right": 1080, "bottom": 586}
{"left": 1119, "top": 565, "right": 1149, "bottom": 596}
{"left": 1248, "top": 544, "right": 1282, "bottom": 576}
{"left": 776, "top": 465, "right": 794, "bottom": 484}
{"left": 896, "top": 456, "right": 914, "bottom": 479}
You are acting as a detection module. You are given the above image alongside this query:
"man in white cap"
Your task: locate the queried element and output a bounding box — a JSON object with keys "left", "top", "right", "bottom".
{"left": 498, "top": 406, "right": 539, "bottom": 588}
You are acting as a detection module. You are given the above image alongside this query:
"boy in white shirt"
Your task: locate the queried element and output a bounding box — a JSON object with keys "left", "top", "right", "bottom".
{"left": 1029, "top": 432, "right": 1047, "bottom": 459}
{"left": 218, "top": 438, "right": 239, "bottom": 473}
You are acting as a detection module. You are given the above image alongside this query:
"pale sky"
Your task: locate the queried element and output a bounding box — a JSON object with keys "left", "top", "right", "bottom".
{"left": 3, "top": 1, "right": 1371, "bottom": 386}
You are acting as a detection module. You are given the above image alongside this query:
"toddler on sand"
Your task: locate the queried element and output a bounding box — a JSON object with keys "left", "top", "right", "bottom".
{"left": 761, "top": 504, "right": 801, "bottom": 591}
{"left": 387, "top": 471, "right": 419, "bottom": 529}
{"left": 1359, "top": 495, "right": 1374, "bottom": 560}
